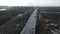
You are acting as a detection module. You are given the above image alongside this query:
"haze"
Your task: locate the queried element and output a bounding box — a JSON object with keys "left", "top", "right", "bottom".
{"left": 0, "top": 0, "right": 60, "bottom": 6}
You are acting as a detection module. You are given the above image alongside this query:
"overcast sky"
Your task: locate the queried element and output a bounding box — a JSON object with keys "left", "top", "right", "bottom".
{"left": 0, "top": 0, "right": 60, "bottom": 6}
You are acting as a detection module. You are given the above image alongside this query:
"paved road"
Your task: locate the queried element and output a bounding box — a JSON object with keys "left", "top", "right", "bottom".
{"left": 20, "top": 9, "right": 37, "bottom": 34}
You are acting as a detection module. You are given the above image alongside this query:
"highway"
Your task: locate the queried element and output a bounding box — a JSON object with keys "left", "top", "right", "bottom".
{"left": 0, "top": 8, "right": 59, "bottom": 34}
{"left": 20, "top": 9, "right": 37, "bottom": 34}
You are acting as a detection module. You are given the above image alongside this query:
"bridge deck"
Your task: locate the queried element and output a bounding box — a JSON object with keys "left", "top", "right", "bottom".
{"left": 20, "top": 9, "right": 37, "bottom": 34}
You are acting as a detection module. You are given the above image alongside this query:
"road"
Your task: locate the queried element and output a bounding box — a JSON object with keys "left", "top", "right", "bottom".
{"left": 20, "top": 9, "right": 37, "bottom": 34}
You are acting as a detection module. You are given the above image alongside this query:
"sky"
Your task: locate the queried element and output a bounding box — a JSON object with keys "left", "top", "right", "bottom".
{"left": 0, "top": 0, "right": 60, "bottom": 6}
